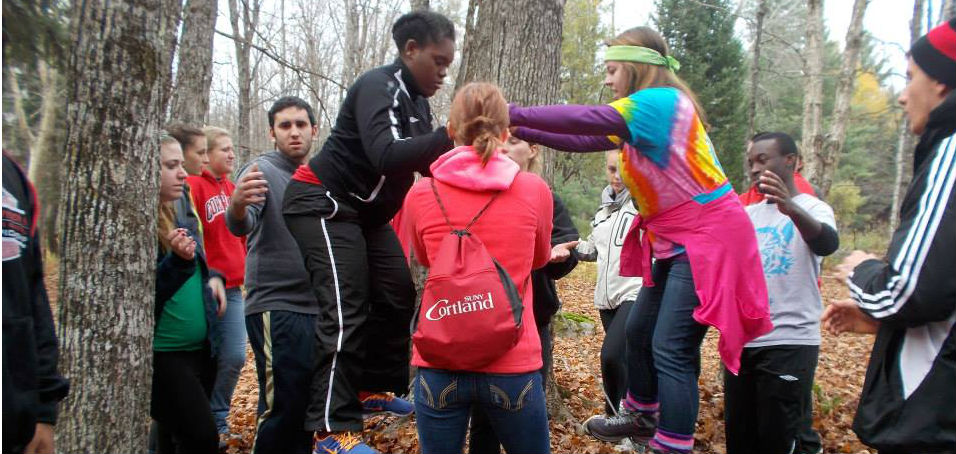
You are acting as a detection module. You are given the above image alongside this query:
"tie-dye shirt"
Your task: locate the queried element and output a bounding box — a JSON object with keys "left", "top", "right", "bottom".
{"left": 510, "top": 87, "right": 731, "bottom": 258}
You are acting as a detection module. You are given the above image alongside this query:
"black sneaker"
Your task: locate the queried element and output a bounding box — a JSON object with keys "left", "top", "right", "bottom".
{"left": 583, "top": 410, "right": 657, "bottom": 443}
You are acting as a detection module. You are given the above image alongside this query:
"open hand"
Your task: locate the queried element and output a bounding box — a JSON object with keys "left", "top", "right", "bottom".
{"left": 550, "top": 241, "right": 579, "bottom": 263}
{"left": 209, "top": 277, "right": 227, "bottom": 317}
{"left": 822, "top": 299, "right": 879, "bottom": 334}
{"left": 758, "top": 170, "right": 795, "bottom": 215}
{"left": 167, "top": 228, "right": 196, "bottom": 261}
{"left": 232, "top": 164, "right": 268, "bottom": 209}
{"left": 24, "top": 423, "right": 54, "bottom": 454}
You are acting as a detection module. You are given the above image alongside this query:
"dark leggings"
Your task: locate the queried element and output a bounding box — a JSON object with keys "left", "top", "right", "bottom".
{"left": 151, "top": 349, "right": 218, "bottom": 454}
{"left": 599, "top": 301, "right": 633, "bottom": 415}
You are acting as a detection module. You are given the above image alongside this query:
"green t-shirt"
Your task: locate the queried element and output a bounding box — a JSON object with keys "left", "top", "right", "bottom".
{"left": 154, "top": 267, "right": 207, "bottom": 351}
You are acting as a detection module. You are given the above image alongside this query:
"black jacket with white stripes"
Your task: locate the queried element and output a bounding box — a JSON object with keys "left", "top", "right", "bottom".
{"left": 849, "top": 90, "right": 955, "bottom": 453}
{"left": 309, "top": 59, "right": 453, "bottom": 225}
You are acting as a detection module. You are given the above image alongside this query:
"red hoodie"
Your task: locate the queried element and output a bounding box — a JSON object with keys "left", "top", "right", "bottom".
{"left": 402, "top": 146, "right": 553, "bottom": 374}
{"left": 187, "top": 170, "right": 246, "bottom": 288}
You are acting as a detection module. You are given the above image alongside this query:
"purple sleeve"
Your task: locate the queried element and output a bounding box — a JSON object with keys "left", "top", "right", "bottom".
{"left": 512, "top": 127, "right": 619, "bottom": 152}
{"left": 509, "top": 104, "right": 631, "bottom": 139}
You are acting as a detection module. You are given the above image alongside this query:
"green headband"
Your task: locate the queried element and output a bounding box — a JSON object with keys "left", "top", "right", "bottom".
{"left": 605, "top": 45, "right": 681, "bottom": 72}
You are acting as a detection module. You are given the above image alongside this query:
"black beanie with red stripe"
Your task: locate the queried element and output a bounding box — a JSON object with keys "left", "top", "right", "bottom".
{"left": 911, "top": 18, "right": 956, "bottom": 88}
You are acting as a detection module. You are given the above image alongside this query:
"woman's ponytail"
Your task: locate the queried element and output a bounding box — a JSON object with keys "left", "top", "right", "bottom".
{"left": 448, "top": 82, "right": 509, "bottom": 165}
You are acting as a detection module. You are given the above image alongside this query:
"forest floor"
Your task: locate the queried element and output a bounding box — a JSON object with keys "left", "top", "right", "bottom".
{"left": 45, "top": 259, "right": 876, "bottom": 453}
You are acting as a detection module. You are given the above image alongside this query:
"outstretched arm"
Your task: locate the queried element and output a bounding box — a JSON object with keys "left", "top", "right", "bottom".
{"left": 512, "top": 126, "right": 620, "bottom": 153}
{"left": 509, "top": 104, "right": 631, "bottom": 139}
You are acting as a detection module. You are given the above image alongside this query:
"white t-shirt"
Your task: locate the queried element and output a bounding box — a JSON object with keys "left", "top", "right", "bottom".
{"left": 746, "top": 193, "right": 837, "bottom": 347}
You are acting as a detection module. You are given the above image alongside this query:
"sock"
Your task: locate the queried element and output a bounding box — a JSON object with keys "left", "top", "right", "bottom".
{"left": 624, "top": 391, "right": 659, "bottom": 414}
{"left": 650, "top": 429, "right": 693, "bottom": 453}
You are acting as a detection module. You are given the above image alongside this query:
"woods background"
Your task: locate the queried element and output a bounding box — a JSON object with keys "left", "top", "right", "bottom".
{"left": 2, "top": 0, "right": 955, "bottom": 452}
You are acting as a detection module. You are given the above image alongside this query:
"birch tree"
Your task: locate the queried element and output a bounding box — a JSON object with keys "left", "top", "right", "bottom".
{"left": 890, "top": 0, "right": 925, "bottom": 232}
{"left": 812, "top": 0, "right": 869, "bottom": 196}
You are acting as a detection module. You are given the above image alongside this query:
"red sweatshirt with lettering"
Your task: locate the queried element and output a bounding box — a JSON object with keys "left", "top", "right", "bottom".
{"left": 187, "top": 170, "right": 246, "bottom": 288}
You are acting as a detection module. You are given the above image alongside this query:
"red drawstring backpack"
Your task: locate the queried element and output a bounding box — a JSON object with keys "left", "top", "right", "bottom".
{"left": 412, "top": 179, "right": 524, "bottom": 370}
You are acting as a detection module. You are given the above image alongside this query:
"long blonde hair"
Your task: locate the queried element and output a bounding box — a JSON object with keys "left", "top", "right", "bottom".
{"left": 448, "top": 82, "right": 509, "bottom": 165}
{"left": 607, "top": 27, "right": 709, "bottom": 128}
{"left": 157, "top": 135, "right": 180, "bottom": 253}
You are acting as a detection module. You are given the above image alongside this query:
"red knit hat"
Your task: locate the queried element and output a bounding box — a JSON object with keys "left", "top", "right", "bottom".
{"left": 911, "top": 18, "right": 956, "bottom": 88}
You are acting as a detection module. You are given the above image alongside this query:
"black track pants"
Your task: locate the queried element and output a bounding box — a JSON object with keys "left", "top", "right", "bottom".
{"left": 283, "top": 181, "right": 415, "bottom": 432}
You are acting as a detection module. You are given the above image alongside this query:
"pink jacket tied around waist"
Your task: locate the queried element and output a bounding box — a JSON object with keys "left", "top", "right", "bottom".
{"left": 620, "top": 187, "right": 773, "bottom": 374}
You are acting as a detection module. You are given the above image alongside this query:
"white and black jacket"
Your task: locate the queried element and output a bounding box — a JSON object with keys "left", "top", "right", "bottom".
{"left": 308, "top": 59, "right": 453, "bottom": 226}
{"left": 848, "top": 91, "right": 955, "bottom": 453}
{"left": 576, "top": 186, "right": 642, "bottom": 310}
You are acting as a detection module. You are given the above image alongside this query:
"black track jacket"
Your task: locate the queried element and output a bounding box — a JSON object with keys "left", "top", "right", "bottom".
{"left": 849, "top": 91, "right": 956, "bottom": 453}
{"left": 309, "top": 59, "right": 453, "bottom": 225}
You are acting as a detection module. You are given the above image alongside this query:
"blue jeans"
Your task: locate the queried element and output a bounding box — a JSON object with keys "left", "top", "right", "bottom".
{"left": 415, "top": 368, "right": 550, "bottom": 454}
{"left": 210, "top": 287, "right": 248, "bottom": 433}
{"left": 626, "top": 257, "right": 708, "bottom": 437}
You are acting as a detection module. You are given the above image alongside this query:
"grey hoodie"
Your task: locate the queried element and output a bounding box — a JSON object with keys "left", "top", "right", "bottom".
{"left": 227, "top": 151, "right": 318, "bottom": 315}
{"left": 576, "top": 185, "right": 643, "bottom": 310}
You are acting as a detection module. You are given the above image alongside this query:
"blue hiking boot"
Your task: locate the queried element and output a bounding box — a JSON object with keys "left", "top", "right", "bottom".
{"left": 361, "top": 392, "right": 414, "bottom": 417}
{"left": 312, "top": 432, "right": 378, "bottom": 454}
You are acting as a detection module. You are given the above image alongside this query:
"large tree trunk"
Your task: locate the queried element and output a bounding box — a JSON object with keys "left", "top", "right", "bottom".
{"left": 169, "top": 0, "right": 217, "bottom": 125}
{"left": 800, "top": 0, "right": 824, "bottom": 187}
{"left": 56, "top": 0, "right": 179, "bottom": 451}
{"left": 228, "top": 0, "right": 260, "bottom": 164}
{"left": 456, "top": 0, "right": 568, "bottom": 417}
{"left": 890, "top": 0, "right": 925, "bottom": 233}
{"left": 456, "top": 0, "right": 566, "bottom": 185}
{"left": 814, "top": 0, "right": 869, "bottom": 196}
{"left": 747, "top": 0, "right": 768, "bottom": 140}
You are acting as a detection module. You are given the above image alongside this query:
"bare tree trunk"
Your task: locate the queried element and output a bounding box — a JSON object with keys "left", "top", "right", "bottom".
{"left": 228, "top": 0, "right": 260, "bottom": 162}
{"left": 456, "top": 0, "right": 568, "bottom": 418}
{"left": 169, "top": 0, "right": 218, "bottom": 125}
{"left": 342, "top": 0, "right": 361, "bottom": 88}
{"left": 410, "top": 0, "right": 429, "bottom": 10}
{"left": 456, "top": 0, "right": 566, "bottom": 185}
{"left": 28, "top": 61, "right": 64, "bottom": 253}
{"left": 57, "top": 0, "right": 179, "bottom": 450}
{"left": 747, "top": 0, "right": 767, "bottom": 139}
{"left": 890, "top": 0, "right": 925, "bottom": 233}
{"left": 815, "top": 0, "right": 869, "bottom": 196}
{"left": 800, "top": 0, "right": 824, "bottom": 186}
{"left": 942, "top": 0, "right": 955, "bottom": 23}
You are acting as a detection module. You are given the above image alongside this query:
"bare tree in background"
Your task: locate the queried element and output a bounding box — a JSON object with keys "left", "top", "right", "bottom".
{"left": 170, "top": 0, "right": 218, "bottom": 125}
{"left": 800, "top": 0, "right": 824, "bottom": 188}
{"left": 228, "top": 0, "right": 261, "bottom": 164}
{"left": 56, "top": 0, "right": 179, "bottom": 450}
{"left": 890, "top": 0, "right": 925, "bottom": 233}
{"left": 812, "top": 0, "right": 869, "bottom": 196}
{"left": 942, "top": 0, "right": 955, "bottom": 22}
{"left": 801, "top": 0, "right": 870, "bottom": 196}
{"left": 747, "top": 0, "right": 768, "bottom": 139}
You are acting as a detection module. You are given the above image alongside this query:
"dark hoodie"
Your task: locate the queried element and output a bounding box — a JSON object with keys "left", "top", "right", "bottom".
{"left": 2, "top": 153, "right": 70, "bottom": 454}
{"left": 849, "top": 90, "right": 956, "bottom": 453}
